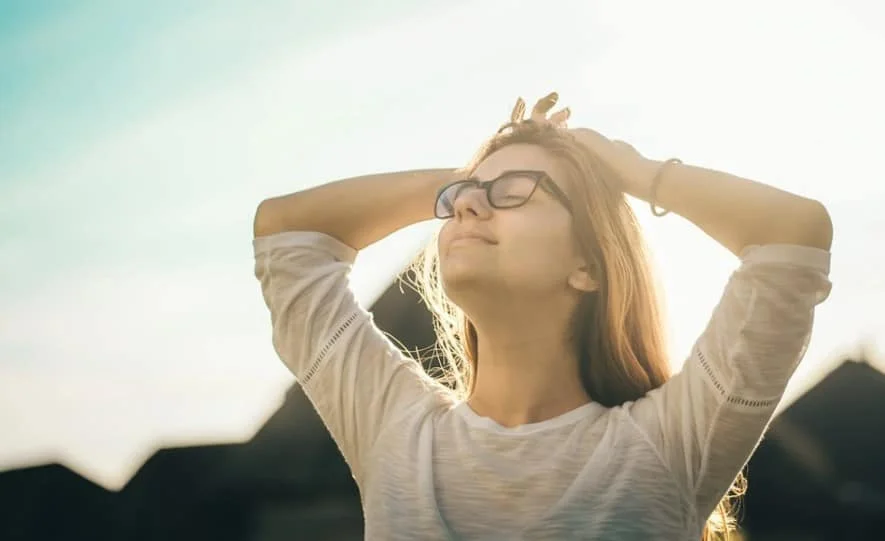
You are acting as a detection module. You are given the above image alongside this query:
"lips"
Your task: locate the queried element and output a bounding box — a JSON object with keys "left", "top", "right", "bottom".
{"left": 450, "top": 231, "right": 497, "bottom": 246}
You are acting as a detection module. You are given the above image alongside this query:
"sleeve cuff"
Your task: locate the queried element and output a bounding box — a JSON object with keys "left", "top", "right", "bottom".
{"left": 253, "top": 230, "right": 358, "bottom": 263}
{"left": 739, "top": 243, "right": 831, "bottom": 275}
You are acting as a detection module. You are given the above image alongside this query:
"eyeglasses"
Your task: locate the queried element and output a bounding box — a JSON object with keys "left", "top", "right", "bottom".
{"left": 434, "top": 170, "right": 572, "bottom": 219}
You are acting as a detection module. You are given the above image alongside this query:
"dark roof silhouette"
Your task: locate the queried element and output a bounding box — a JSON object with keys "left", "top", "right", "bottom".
{"left": 742, "top": 359, "right": 885, "bottom": 536}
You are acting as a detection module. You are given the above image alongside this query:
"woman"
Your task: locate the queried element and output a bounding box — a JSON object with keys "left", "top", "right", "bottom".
{"left": 253, "top": 93, "right": 832, "bottom": 540}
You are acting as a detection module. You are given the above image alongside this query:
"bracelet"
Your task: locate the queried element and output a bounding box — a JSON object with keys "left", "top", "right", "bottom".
{"left": 649, "top": 158, "right": 682, "bottom": 217}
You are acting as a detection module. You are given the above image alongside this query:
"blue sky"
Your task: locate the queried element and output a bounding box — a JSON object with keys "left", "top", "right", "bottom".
{"left": 0, "top": 0, "right": 438, "bottom": 181}
{"left": 2, "top": 0, "right": 883, "bottom": 489}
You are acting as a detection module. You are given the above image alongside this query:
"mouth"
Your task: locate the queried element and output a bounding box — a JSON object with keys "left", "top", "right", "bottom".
{"left": 450, "top": 238, "right": 491, "bottom": 247}
{"left": 450, "top": 234, "right": 496, "bottom": 246}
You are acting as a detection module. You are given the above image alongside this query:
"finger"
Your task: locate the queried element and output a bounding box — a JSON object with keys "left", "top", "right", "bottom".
{"left": 530, "top": 92, "right": 558, "bottom": 121}
{"left": 549, "top": 107, "right": 571, "bottom": 127}
{"left": 510, "top": 97, "right": 526, "bottom": 124}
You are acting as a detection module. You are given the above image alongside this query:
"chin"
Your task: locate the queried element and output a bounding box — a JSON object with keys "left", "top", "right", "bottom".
{"left": 440, "top": 259, "right": 492, "bottom": 298}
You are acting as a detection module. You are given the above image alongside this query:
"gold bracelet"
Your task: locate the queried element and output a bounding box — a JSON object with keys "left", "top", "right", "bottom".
{"left": 649, "top": 158, "right": 682, "bottom": 217}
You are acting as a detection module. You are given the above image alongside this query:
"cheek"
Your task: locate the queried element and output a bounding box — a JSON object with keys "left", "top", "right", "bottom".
{"left": 513, "top": 237, "right": 572, "bottom": 273}
{"left": 509, "top": 210, "right": 571, "bottom": 249}
{"left": 436, "top": 222, "right": 453, "bottom": 252}
{"left": 503, "top": 217, "right": 575, "bottom": 270}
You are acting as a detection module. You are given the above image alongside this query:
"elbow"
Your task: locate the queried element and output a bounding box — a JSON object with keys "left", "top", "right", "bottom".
{"left": 253, "top": 198, "right": 279, "bottom": 239}
{"left": 798, "top": 199, "right": 833, "bottom": 251}
{"left": 744, "top": 198, "right": 833, "bottom": 253}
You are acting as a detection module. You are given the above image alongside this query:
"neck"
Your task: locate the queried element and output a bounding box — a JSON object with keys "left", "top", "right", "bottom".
{"left": 465, "top": 298, "right": 591, "bottom": 428}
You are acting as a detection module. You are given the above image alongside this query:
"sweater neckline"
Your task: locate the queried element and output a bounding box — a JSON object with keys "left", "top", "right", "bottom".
{"left": 453, "top": 400, "right": 604, "bottom": 434}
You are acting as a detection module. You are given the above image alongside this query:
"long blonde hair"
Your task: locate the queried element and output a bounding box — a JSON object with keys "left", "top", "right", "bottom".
{"left": 407, "top": 121, "right": 745, "bottom": 539}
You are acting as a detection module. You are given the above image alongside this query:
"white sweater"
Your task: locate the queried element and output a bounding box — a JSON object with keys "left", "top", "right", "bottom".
{"left": 254, "top": 231, "right": 831, "bottom": 541}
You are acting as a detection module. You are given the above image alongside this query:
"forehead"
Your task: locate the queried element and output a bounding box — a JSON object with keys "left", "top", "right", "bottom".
{"left": 473, "top": 143, "right": 569, "bottom": 186}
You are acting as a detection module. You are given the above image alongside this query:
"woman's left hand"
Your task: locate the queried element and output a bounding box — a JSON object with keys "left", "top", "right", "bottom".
{"left": 568, "top": 128, "right": 659, "bottom": 199}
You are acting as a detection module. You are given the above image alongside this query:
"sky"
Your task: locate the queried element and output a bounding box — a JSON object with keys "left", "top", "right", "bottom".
{"left": 1, "top": 0, "right": 883, "bottom": 490}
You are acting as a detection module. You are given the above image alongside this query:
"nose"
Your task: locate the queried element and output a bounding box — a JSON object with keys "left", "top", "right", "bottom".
{"left": 452, "top": 184, "right": 493, "bottom": 221}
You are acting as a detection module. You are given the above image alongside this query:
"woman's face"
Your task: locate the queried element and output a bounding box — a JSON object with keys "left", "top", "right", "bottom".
{"left": 438, "top": 143, "right": 588, "bottom": 301}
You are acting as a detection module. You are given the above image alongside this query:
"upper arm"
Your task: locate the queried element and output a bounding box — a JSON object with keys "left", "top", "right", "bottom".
{"left": 254, "top": 231, "right": 443, "bottom": 483}
{"left": 628, "top": 244, "right": 832, "bottom": 519}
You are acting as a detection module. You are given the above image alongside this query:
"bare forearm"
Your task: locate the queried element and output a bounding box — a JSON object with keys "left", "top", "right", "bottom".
{"left": 632, "top": 159, "right": 833, "bottom": 255}
{"left": 253, "top": 169, "right": 456, "bottom": 250}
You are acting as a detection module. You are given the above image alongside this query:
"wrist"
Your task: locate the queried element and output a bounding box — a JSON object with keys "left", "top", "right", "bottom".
{"left": 623, "top": 158, "right": 661, "bottom": 201}
{"left": 416, "top": 168, "right": 458, "bottom": 192}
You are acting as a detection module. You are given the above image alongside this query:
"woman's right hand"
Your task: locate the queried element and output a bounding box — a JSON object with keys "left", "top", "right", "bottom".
{"left": 508, "top": 91, "right": 571, "bottom": 129}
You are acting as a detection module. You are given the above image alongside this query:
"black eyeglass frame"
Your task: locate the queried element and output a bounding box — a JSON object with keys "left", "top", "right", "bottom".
{"left": 434, "top": 169, "right": 572, "bottom": 219}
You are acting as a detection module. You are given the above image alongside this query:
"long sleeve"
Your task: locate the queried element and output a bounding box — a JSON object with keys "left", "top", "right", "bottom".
{"left": 254, "top": 231, "right": 447, "bottom": 484}
{"left": 627, "top": 243, "right": 832, "bottom": 520}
